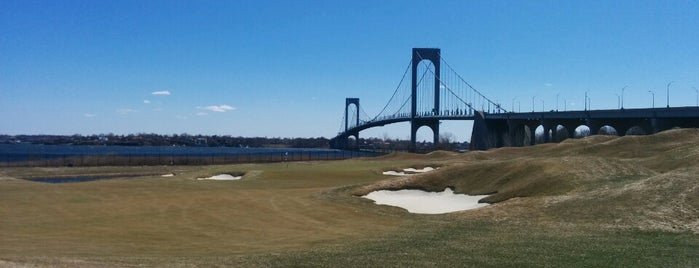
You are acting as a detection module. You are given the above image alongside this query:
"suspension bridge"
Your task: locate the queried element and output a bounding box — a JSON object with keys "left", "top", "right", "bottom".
{"left": 330, "top": 48, "right": 699, "bottom": 152}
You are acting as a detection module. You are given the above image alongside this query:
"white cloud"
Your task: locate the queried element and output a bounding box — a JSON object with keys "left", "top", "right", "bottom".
{"left": 83, "top": 113, "right": 97, "bottom": 118}
{"left": 144, "top": 100, "right": 151, "bottom": 104}
{"left": 116, "top": 108, "right": 137, "bottom": 115}
{"left": 199, "top": 105, "right": 236, "bottom": 112}
{"left": 152, "top": 90, "right": 171, "bottom": 96}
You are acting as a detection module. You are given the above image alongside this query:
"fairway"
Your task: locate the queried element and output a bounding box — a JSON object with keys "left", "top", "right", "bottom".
{"left": 1, "top": 130, "right": 698, "bottom": 267}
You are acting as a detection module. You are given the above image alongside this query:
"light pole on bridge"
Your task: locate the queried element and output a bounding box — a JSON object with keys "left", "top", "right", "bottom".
{"left": 667, "top": 81, "right": 674, "bottom": 108}
{"left": 621, "top": 85, "right": 627, "bottom": 109}
{"left": 563, "top": 98, "right": 567, "bottom": 111}
{"left": 556, "top": 93, "right": 560, "bottom": 111}
{"left": 532, "top": 95, "right": 536, "bottom": 112}
{"left": 649, "top": 90, "right": 655, "bottom": 108}
{"left": 511, "top": 97, "right": 516, "bottom": 112}
{"left": 615, "top": 94, "right": 620, "bottom": 109}
{"left": 540, "top": 99, "right": 545, "bottom": 112}
{"left": 584, "top": 91, "right": 588, "bottom": 111}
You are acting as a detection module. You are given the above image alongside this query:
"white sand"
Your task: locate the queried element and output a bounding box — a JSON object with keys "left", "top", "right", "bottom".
{"left": 196, "top": 174, "right": 242, "bottom": 181}
{"left": 362, "top": 188, "right": 489, "bottom": 214}
{"left": 161, "top": 173, "right": 175, "bottom": 177}
{"left": 382, "top": 171, "right": 408, "bottom": 176}
{"left": 403, "top": 167, "right": 435, "bottom": 173}
{"left": 382, "top": 167, "right": 436, "bottom": 176}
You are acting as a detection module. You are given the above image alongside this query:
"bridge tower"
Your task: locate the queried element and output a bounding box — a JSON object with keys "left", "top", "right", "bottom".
{"left": 410, "top": 48, "right": 441, "bottom": 152}
{"left": 342, "top": 98, "right": 360, "bottom": 148}
{"left": 345, "top": 98, "right": 360, "bottom": 133}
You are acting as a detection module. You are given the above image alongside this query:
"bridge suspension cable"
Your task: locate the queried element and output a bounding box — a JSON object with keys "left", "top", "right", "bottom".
{"left": 339, "top": 50, "right": 506, "bottom": 134}
{"left": 338, "top": 113, "right": 346, "bottom": 134}
{"left": 440, "top": 55, "right": 507, "bottom": 113}
{"left": 368, "top": 58, "right": 435, "bottom": 122}
{"left": 412, "top": 51, "right": 507, "bottom": 115}
{"left": 372, "top": 60, "right": 411, "bottom": 121}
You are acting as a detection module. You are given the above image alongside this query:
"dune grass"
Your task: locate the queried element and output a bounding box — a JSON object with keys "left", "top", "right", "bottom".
{"left": 1, "top": 129, "right": 698, "bottom": 267}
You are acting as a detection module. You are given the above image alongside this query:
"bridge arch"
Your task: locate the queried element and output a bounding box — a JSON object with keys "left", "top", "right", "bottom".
{"left": 598, "top": 125, "right": 618, "bottom": 136}
{"left": 414, "top": 125, "right": 437, "bottom": 151}
{"left": 534, "top": 125, "right": 546, "bottom": 144}
{"left": 346, "top": 135, "right": 358, "bottom": 148}
{"left": 625, "top": 125, "right": 648, "bottom": 135}
{"left": 411, "top": 119, "right": 439, "bottom": 149}
{"left": 574, "top": 125, "right": 591, "bottom": 138}
{"left": 554, "top": 125, "right": 570, "bottom": 142}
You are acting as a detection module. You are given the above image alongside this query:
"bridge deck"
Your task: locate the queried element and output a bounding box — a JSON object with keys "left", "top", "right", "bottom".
{"left": 338, "top": 106, "right": 699, "bottom": 137}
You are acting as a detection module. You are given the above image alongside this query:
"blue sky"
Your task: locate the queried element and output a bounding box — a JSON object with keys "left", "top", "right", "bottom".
{"left": 1, "top": 0, "right": 697, "bottom": 141}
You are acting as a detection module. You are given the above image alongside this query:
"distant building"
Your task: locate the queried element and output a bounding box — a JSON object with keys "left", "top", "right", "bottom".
{"left": 195, "top": 138, "right": 208, "bottom": 147}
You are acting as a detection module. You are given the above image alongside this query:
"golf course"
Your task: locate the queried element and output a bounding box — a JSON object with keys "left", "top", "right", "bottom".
{"left": 1, "top": 129, "right": 698, "bottom": 267}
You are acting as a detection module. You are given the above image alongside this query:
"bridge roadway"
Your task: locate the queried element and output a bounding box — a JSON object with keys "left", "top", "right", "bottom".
{"left": 331, "top": 106, "right": 699, "bottom": 151}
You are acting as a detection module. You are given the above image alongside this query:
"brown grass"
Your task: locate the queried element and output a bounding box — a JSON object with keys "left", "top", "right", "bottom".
{"left": 1, "top": 129, "right": 698, "bottom": 266}
{"left": 359, "top": 129, "right": 699, "bottom": 233}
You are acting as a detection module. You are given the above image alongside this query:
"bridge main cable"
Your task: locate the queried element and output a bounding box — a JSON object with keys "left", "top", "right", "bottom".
{"left": 371, "top": 60, "right": 411, "bottom": 121}
{"left": 439, "top": 54, "right": 508, "bottom": 113}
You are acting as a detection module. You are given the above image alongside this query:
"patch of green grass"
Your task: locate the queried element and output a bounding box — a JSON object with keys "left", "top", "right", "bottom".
{"left": 252, "top": 220, "right": 698, "bottom": 267}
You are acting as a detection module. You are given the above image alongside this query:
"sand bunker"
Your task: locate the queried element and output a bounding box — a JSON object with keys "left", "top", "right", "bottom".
{"left": 362, "top": 188, "right": 489, "bottom": 214}
{"left": 196, "top": 174, "right": 242, "bottom": 181}
{"left": 382, "top": 167, "right": 436, "bottom": 176}
{"left": 161, "top": 173, "right": 175, "bottom": 177}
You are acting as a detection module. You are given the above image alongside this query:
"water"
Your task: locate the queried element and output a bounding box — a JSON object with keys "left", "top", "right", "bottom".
{"left": 0, "top": 143, "right": 378, "bottom": 164}
{"left": 28, "top": 174, "right": 146, "bottom": 183}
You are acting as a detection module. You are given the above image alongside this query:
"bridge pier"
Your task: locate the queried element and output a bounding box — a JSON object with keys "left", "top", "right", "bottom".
{"left": 329, "top": 131, "right": 360, "bottom": 150}
{"left": 508, "top": 120, "right": 536, "bottom": 146}
{"left": 541, "top": 121, "right": 553, "bottom": 143}
{"left": 410, "top": 119, "right": 439, "bottom": 152}
{"left": 469, "top": 111, "right": 509, "bottom": 150}
{"left": 586, "top": 119, "right": 601, "bottom": 135}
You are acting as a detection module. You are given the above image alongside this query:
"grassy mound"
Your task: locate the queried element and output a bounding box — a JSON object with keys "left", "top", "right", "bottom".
{"left": 358, "top": 129, "right": 699, "bottom": 233}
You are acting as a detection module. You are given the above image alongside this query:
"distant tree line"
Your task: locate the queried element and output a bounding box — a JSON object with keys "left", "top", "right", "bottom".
{"left": 354, "top": 132, "right": 469, "bottom": 152}
{"left": 0, "top": 134, "right": 331, "bottom": 148}
{"left": 0, "top": 133, "right": 468, "bottom": 151}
